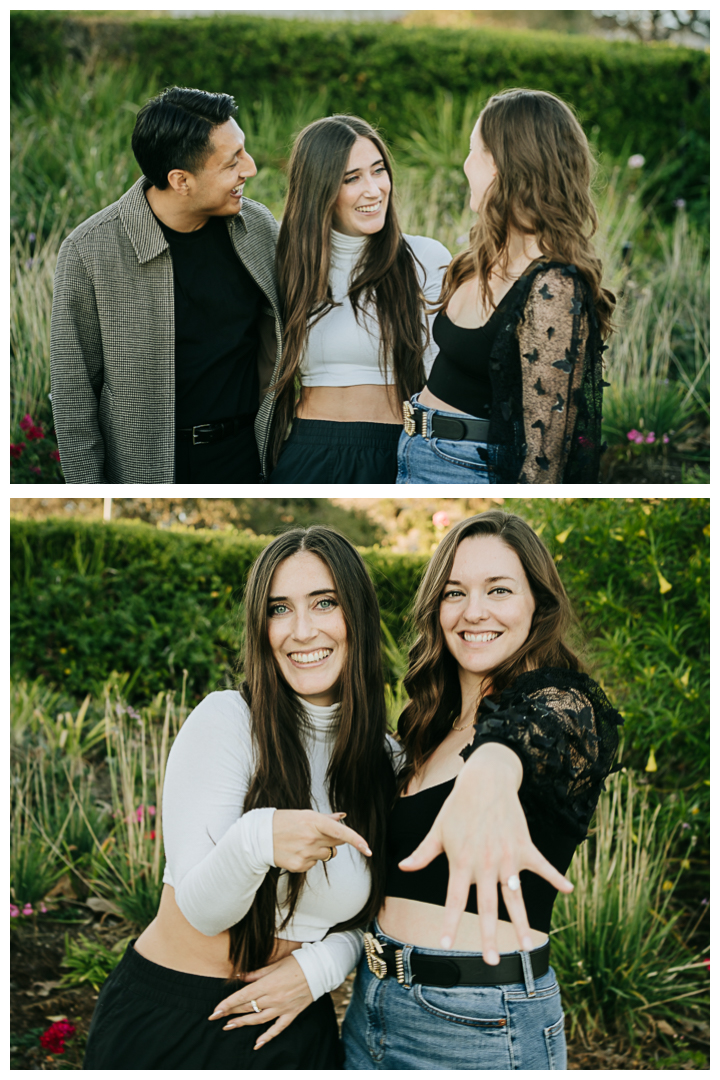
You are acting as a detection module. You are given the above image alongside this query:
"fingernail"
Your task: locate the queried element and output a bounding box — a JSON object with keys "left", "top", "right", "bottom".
{"left": 254, "top": 1042, "right": 265, "bottom": 1050}
{"left": 362, "top": 845, "right": 372, "bottom": 856}
{"left": 209, "top": 1010, "right": 223, "bottom": 1019}
{"left": 337, "top": 813, "right": 347, "bottom": 819}
{"left": 398, "top": 857, "right": 412, "bottom": 868}
{"left": 440, "top": 936, "right": 452, "bottom": 949}
{"left": 223, "top": 1024, "right": 235, "bottom": 1031}
{"left": 486, "top": 951, "right": 499, "bottom": 965}
{"left": 522, "top": 936, "right": 533, "bottom": 952}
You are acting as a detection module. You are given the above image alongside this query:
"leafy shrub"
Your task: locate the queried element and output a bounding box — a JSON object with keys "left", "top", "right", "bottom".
{"left": 10, "top": 12, "right": 708, "bottom": 221}
{"left": 60, "top": 933, "right": 129, "bottom": 991}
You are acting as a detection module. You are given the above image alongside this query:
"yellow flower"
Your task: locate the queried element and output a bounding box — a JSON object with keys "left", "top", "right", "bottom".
{"left": 662, "top": 880, "right": 674, "bottom": 891}
{"left": 680, "top": 668, "right": 690, "bottom": 687}
{"left": 555, "top": 527, "right": 573, "bottom": 545}
{"left": 703, "top": 523, "right": 710, "bottom": 537}
{"left": 645, "top": 748, "right": 658, "bottom": 772}
{"left": 637, "top": 528, "right": 647, "bottom": 538}
{"left": 681, "top": 859, "right": 691, "bottom": 870}
{"left": 657, "top": 572, "right": 672, "bottom": 594}
{"left": 59, "top": 647, "right": 67, "bottom": 654}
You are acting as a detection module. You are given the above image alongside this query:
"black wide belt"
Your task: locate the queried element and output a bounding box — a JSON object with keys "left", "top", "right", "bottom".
{"left": 364, "top": 932, "right": 550, "bottom": 987}
{"left": 402, "top": 402, "right": 490, "bottom": 443}
{"left": 176, "top": 413, "right": 255, "bottom": 446}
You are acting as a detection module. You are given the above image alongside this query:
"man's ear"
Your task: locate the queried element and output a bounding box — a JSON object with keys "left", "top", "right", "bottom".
{"left": 166, "top": 169, "right": 190, "bottom": 195}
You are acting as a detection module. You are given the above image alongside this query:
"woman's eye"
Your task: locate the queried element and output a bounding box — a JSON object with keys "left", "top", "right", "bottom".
{"left": 269, "top": 604, "right": 289, "bottom": 616}
{"left": 344, "top": 175, "right": 359, "bottom": 184}
{"left": 316, "top": 598, "right": 337, "bottom": 610}
{"left": 490, "top": 588, "right": 510, "bottom": 596}
{"left": 442, "top": 589, "right": 462, "bottom": 600}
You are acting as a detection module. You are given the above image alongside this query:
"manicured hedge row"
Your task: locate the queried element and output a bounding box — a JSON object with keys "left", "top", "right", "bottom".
{"left": 11, "top": 500, "right": 708, "bottom": 784}
{"left": 11, "top": 12, "right": 708, "bottom": 182}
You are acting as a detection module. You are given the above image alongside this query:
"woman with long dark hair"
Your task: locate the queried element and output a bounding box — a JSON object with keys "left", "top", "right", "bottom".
{"left": 266, "top": 115, "right": 451, "bottom": 484}
{"left": 343, "top": 510, "right": 623, "bottom": 1069}
{"left": 83, "top": 526, "right": 396, "bottom": 1069}
{"left": 397, "top": 89, "right": 616, "bottom": 484}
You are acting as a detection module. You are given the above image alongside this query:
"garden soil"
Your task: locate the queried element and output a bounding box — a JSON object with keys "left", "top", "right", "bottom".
{"left": 11, "top": 907, "right": 708, "bottom": 1071}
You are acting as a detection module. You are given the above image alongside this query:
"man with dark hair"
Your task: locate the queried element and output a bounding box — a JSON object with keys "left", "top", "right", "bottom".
{"left": 50, "top": 87, "right": 281, "bottom": 483}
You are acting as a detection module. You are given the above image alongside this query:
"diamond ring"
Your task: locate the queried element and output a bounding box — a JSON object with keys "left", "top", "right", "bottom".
{"left": 506, "top": 875, "right": 521, "bottom": 891}
{"left": 251, "top": 999, "right": 261, "bottom": 1014}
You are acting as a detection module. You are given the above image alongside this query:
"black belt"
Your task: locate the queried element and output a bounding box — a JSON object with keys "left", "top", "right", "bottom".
{"left": 364, "top": 932, "right": 550, "bottom": 987}
{"left": 402, "top": 402, "right": 490, "bottom": 443}
{"left": 176, "top": 413, "right": 255, "bottom": 446}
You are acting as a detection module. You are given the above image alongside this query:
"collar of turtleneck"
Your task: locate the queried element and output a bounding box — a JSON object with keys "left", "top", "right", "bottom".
{"left": 330, "top": 228, "right": 367, "bottom": 267}
{"left": 297, "top": 697, "right": 340, "bottom": 741}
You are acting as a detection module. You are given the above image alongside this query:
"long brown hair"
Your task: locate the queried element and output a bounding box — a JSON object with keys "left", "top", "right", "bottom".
{"left": 437, "top": 88, "right": 615, "bottom": 339}
{"left": 397, "top": 510, "right": 582, "bottom": 785}
{"left": 229, "top": 526, "right": 393, "bottom": 975}
{"left": 269, "top": 115, "right": 429, "bottom": 467}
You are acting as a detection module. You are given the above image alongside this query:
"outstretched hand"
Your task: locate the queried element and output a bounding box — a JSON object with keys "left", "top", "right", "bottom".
{"left": 209, "top": 953, "right": 312, "bottom": 1051}
{"left": 398, "top": 743, "right": 573, "bottom": 963}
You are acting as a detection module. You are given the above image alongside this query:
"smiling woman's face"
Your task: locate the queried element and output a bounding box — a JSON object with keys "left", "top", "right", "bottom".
{"left": 267, "top": 551, "right": 348, "bottom": 708}
{"left": 439, "top": 534, "right": 535, "bottom": 686}
{"left": 332, "top": 135, "right": 392, "bottom": 237}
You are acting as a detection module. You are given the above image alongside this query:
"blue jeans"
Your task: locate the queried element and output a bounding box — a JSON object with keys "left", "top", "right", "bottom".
{"left": 396, "top": 395, "right": 496, "bottom": 484}
{"left": 342, "top": 925, "right": 566, "bottom": 1070}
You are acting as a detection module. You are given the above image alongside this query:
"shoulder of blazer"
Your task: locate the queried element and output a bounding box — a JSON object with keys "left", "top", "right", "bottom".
{"left": 234, "top": 197, "right": 280, "bottom": 243}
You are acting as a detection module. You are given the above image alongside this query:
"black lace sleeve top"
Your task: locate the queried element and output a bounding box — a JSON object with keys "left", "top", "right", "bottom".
{"left": 385, "top": 668, "right": 623, "bottom": 933}
{"left": 483, "top": 260, "right": 608, "bottom": 484}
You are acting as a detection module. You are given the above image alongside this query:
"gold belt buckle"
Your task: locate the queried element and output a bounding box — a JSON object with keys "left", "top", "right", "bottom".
{"left": 363, "top": 932, "right": 388, "bottom": 979}
{"left": 402, "top": 400, "right": 416, "bottom": 437}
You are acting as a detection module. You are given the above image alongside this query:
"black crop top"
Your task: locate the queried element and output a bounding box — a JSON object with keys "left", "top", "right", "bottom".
{"left": 385, "top": 668, "right": 623, "bottom": 934}
{"left": 426, "top": 282, "right": 521, "bottom": 418}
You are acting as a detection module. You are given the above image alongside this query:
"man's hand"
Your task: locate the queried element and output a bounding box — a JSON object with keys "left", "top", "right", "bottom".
{"left": 398, "top": 743, "right": 573, "bottom": 962}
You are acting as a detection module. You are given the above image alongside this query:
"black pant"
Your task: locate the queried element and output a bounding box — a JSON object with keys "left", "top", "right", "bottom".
{"left": 269, "top": 418, "right": 403, "bottom": 484}
{"left": 83, "top": 943, "right": 342, "bottom": 1070}
{"left": 174, "top": 425, "right": 262, "bottom": 484}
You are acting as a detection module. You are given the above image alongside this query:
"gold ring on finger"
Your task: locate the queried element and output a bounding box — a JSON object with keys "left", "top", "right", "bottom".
{"left": 505, "top": 875, "right": 521, "bottom": 891}
{"left": 251, "top": 999, "right": 261, "bottom": 1014}
{"left": 321, "top": 848, "right": 333, "bottom": 863}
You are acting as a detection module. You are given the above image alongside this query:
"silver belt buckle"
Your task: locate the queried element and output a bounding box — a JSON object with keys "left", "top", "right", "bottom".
{"left": 402, "top": 400, "right": 416, "bottom": 437}
{"left": 192, "top": 424, "right": 212, "bottom": 446}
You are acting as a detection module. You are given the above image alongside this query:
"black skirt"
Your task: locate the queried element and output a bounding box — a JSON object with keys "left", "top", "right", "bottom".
{"left": 269, "top": 418, "right": 403, "bottom": 484}
{"left": 83, "top": 943, "right": 342, "bottom": 1070}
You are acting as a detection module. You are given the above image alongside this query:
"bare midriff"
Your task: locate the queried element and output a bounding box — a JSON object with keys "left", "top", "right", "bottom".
{"left": 296, "top": 384, "right": 402, "bottom": 425}
{"left": 378, "top": 897, "right": 548, "bottom": 953}
{"left": 133, "top": 884, "right": 302, "bottom": 978}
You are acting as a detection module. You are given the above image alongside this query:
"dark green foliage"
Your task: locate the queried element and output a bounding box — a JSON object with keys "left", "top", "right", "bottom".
{"left": 10, "top": 499, "right": 708, "bottom": 789}
{"left": 10, "top": 12, "right": 709, "bottom": 218}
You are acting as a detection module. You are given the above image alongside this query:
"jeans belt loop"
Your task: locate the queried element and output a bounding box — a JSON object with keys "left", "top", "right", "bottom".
{"left": 520, "top": 949, "right": 536, "bottom": 997}
{"left": 400, "top": 944, "right": 413, "bottom": 988}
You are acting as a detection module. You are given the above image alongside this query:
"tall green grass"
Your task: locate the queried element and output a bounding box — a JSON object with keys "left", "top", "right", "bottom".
{"left": 551, "top": 770, "right": 708, "bottom": 1043}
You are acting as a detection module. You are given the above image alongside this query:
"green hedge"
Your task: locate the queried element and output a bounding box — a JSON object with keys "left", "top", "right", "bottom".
{"left": 11, "top": 12, "right": 708, "bottom": 200}
{"left": 11, "top": 499, "right": 708, "bottom": 789}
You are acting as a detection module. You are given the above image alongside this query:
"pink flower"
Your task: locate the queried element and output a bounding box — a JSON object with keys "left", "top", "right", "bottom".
{"left": 19, "top": 414, "right": 34, "bottom": 432}
{"left": 50, "top": 449, "right": 61, "bottom": 462}
{"left": 627, "top": 429, "right": 644, "bottom": 444}
{"left": 22, "top": 903, "right": 33, "bottom": 915}
{"left": 135, "top": 804, "right": 144, "bottom": 822}
{"left": 29, "top": 466, "right": 42, "bottom": 475}
{"left": 10, "top": 904, "right": 20, "bottom": 917}
{"left": 148, "top": 805, "right": 156, "bottom": 816}
{"left": 10, "top": 443, "right": 25, "bottom": 460}
{"left": 432, "top": 511, "right": 451, "bottom": 529}
{"left": 40, "top": 1020, "right": 76, "bottom": 1054}
{"left": 645, "top": 432, "right": 656, "bottom": 444}
{"left": 39, "top": 903, "right": 48, "bottom": 913}
{"left": 628, "top": 154, "right": 646, "bottom": 169}
{"left": 662, "top": 434, "right": 670, "bottom": 444}
{"left": 704, "top": 957, "right": 710, "bottom": 972}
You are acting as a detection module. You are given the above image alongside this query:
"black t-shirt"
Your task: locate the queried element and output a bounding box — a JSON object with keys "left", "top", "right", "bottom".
{"left": 425, "top": 283, "right": 523, "bottom": 419}
{"left": 156, "top": 213, "right": 265, "bottom": 427}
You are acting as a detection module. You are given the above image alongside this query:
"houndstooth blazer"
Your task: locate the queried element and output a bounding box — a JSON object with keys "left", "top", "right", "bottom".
{"left": 50, "top": 176, "right": 283, "bottom": 484}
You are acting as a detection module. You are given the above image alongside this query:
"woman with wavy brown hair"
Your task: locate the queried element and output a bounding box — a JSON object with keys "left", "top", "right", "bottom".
{"left": 267, "top": 115, "right": 450, "bottom": 483}
{"left": 397, "top": 88, "right": 616, "bottom": 485}
{"left": 343, "top": 510, "right": 623, "bottom": 1069}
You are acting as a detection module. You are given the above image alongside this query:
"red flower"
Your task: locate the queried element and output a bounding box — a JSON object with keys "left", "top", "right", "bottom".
{"left": 30, "top": 465, "right": 42, "bottom": 475}
{"left": 19, "top": 414, "right": 44, "bottom": 440}
{"left": 10, "top": 443, "right": 26, "bottom": 460}
{"left": 50, "top": 449, "right": 61, "bottom": 463}
{"left": 19, "top": 414, "right": 34, "bottom": 432}
{"left": 40, "top": 1020, "right": 76, "bottom": 1054}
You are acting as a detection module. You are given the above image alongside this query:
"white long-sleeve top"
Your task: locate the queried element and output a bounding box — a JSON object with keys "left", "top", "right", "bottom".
{"left": 299, "top": 229, "right": 451, "bottom": 386}
{"left": 162, "top": 690, "right": 400, "bottom": 1000}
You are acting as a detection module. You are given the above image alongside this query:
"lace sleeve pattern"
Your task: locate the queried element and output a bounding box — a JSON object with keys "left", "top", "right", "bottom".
{"left": 460, "top": 669, "right": 623, "bottom": 838}
{"left": 517, "top": 267, "right": 590, "bottom": 484}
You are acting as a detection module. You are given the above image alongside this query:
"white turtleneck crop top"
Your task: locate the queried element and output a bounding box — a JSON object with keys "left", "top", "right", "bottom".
{"left": 299, "top": 229, "right": 452, "bottom": 387}
{"left": 162, "top": 690, "right": 402, "bottom": 1001}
